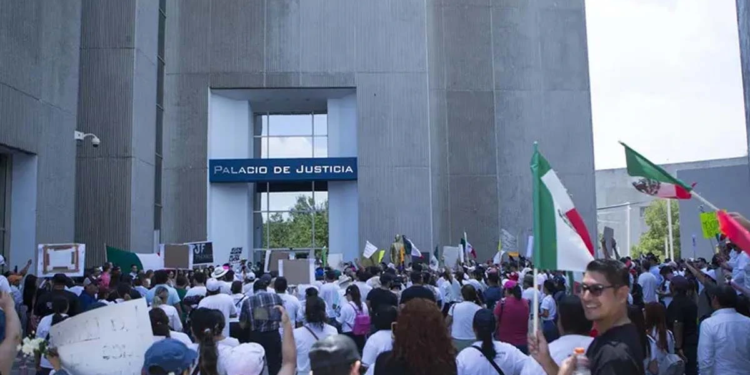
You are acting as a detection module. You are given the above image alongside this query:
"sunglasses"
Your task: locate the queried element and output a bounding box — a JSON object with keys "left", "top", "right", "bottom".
{"left": 580, "top": 283, "right": 619, "bottom": 297}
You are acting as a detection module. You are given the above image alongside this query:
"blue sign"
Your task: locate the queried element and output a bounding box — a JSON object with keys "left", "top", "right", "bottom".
{"left": 209, "top": 157, "right": 358, "bottom": 183}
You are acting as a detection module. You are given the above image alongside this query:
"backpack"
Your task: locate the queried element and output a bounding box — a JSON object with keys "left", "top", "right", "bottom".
{"left": 350, "top": 302, "right": 370, "bottom": 336}
{"left": 648, "top": 332, "right": 684, "bottom": 375}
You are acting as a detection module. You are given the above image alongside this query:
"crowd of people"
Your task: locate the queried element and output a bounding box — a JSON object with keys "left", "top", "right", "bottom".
{"left": 1, "top": 232, "right": 750, "bottom": 375}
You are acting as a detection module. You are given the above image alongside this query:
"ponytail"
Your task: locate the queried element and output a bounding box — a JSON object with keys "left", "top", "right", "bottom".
{"left": 511, "top": 285, "right": 522, "bottom": 300}
{"left": 199, "top": 328, "right": 219, "bottom": 375}
{"left": 477, "top": 323, "right": 496, "bottom": 359}
{"left": 149, "top": 308, "right": 171, "bottom": 338}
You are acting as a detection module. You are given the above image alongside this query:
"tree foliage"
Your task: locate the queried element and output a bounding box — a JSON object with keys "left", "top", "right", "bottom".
{"left": 263, "top": 195, "right": 328, "bottom": 250}
{"left": 632, "top": 200, "right": 680, "bottom": 260}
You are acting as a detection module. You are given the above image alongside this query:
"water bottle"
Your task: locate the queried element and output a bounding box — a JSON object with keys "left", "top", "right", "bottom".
{"left": 571, "top": 347, "right": 592, "bottom": 375}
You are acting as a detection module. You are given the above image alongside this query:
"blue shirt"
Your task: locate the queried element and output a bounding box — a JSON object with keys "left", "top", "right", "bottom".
{"left": 483, "top": 286, "right": 503, "bottom": 311}
{"left": 145, "top": 284, "right": 181, "bottom": 306}
{"left": 79, "top": 293, "right": 97, "bottom": 312}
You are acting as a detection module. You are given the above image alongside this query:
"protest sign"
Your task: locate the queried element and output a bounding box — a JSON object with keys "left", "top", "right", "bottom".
{"left": 188, "top": 241, "right": 214, "bottom": 265}
{"left": 700, "top": 212, "right": 721, "bottom": 239}
{"left": 442, "top": 246, "right": 462, "bottom": 269}
{"left": 37, "top": 244, "right": 85, "bottom": 277}
{"left": 228, "top": 247, "right": 243, "bottom": 267}
{"left": 327, "top": 253, "right": 344, "bottom": 270}
{"left": 500, "top": 229, "right": 518, "bottom": 254}
{"left": 525, "top": 236, "right": 534, "bottom": 259}
{"left": 161, "top": 244, "right": 193, "bottom": 269}
{"left": 49, "top": 299, "right": 153, "bottom": 375}
{"left": 268, "top": 251, "right": 291, "bottom": 272}
{"left": 279, "top": 258, "right": 315, "bottom": 285}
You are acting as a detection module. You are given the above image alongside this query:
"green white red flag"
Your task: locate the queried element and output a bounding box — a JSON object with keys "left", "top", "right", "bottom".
{"left": 531, "top": 148, "right": 595, "bottom": 272}
{"left": 622, "top": 142, "right": 693, "bottom": 199}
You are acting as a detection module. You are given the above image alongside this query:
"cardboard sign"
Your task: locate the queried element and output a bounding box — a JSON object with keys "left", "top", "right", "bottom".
{"left": 37, "top": 244, "right": 85, "bottom": 277}
{"left": 188, "top": 241, "right": 214, "bottom": 265}
{"left": 161, "top": 244, "right": 193, "bottom": 269}
{"left": 229, "top": 247, "right": 243, "bottom": 266}
{"left": 700, "top": 212, "right": 721, "bottom": 239}
{"left": 49, "top": 299, "right": 153, "bottom": 375}
{"left": 278, "top": 259, "right": 315, "bottom": 285}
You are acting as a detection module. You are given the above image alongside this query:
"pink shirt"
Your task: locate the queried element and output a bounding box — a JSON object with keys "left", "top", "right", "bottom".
{"left": 494, "top": 296, "right": 530, "bottom": 346}
{"left": 100, "top": 272, "right": 111, "bottom": 287}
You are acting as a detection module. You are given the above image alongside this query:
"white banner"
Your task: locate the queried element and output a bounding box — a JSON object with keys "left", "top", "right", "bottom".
{"left": 49, "top": 299, "right": 153, "bottom": 375}
{"left": 500, "top": 229, "right": 518, "bottom": 253}
{"left": 525, "top": 235, "right": 534, "bottom": 259}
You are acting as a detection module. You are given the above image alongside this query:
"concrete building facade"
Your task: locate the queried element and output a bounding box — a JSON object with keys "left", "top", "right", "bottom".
{"left": 0, "top": 0, "right": 597, "bottom": 268}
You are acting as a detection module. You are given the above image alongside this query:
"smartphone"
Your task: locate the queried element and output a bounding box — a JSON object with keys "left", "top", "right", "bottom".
{"left": 253, "top": 306, "right": 282, "bottom": 321}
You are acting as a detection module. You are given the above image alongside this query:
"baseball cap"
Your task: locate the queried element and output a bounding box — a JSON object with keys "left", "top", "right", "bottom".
{"left": 221, "top": 343, "right": 265, "bottom": 375}
{"left": 309, "top": 335, "right": 361, "bottom": 372}
{"left": 142, "top": 338, "right": 197, "bottom": 375}
{"left": 503, "top": 280, "right": 518, "bottom": 290}
{"left": 245, "top": 271, "right": 256, "bottom": 281}
{"left": 670, "top": 275, "right": 690, "bottom": 290}
{"left": 206, "top": 278, "right": 223, "bottom": 292}
{"left": 473, "top": 309, "right": 496, "bottom": 331}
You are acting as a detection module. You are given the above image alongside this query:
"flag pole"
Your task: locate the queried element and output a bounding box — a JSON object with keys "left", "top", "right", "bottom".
{"left": 532, "top": 268, "right": 539, "bottom": 335}
{"left": 667, "top": 199, "right": 674, "bottom": 260}
{"left": 691, "top": 191, "right": 720, "bottom": 211}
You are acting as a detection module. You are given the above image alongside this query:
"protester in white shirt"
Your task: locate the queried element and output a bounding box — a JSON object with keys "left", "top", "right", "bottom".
{"left": 184, "top": 272, "right": 208, "bottom": 308}
{"left": 36, "top": 297, "right": 69, "bottom": 372}
{"left": 198, "top": 278, "right": 238, "bottom": 338}
{"left": 274, "top": 277, "right": 303, "bottom": 334}
{"left": 447, "top": 285, "right": 483, "bottom": 352}
{"left": 152, "top": 286, "right": 183, "bottom": 332}
{"left": 338, "top": 285, "right": 369, "bottom": 353}
{"left": 189, "top": 307, "right": 238, "bottom": 375}
{"left": 294, "top": 296, "right": 338, "bottom": 375}
{"left": 150, "top": 307, "right": 193, "bottom": 347}
{"left": 320, "top": 271, "right": 341, "bottom": 319}
{"left": 521, "top": 295, "right": 593, "bottom": 375}
{"left": 540, "top": 280, "right": 559, "bottom": 343}
{"left": 354, "top": 271, "right": 373, "bottom": 303}
{"left": 457, "top": 309, "right": 527, "bottom": 375}
{"left": 522, "top": 275, "right": 542, "bottom": 305}
{"left": 698, "top": 285, "right": 750, "bottom": 375}
{"left": 362, "top": 305, "right": 397, "bottom": 375}
{"left": 638, "top": 261, "right": 659, "bottom": 304}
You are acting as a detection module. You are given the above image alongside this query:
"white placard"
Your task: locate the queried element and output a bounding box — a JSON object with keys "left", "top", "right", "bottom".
{"left": 500, "top": 229, "right": 518, "bottom": 253}
{"left": 49, "top": 299, "right": 154, "bottom": 375}
{"left": 525, "top": 235, "right": 534, "bottom": 259}
{"left": 37, "top": 244, "right": 86, "bottom": 277}
{"left": 327, "top": 253, "right": 344, "bottom": 270}
{"left": 442, "top": 246, "right": 462, "bottom": 269}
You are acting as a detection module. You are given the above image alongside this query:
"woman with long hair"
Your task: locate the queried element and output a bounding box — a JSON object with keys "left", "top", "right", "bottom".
{"left": 150, "top": 308, "right": 192, "bottom": 346}
{"left": 540, "top": 279, "right": 559, "bottom": 343}
{"left": 191, "top": 308, "right": 239, "bottom": 375}
{"left": 447, "top": 284, "right": 483, "bottom": 352}
{"left": 456, "top": 309, "right": 527, "bottom": 375}
{"left": 627, "top": 305, "right": 653, "bottom": 374}
{"left": 644, "top": 302, "right": 676, "bottom": 374}
{"left": 294, "top": 296, "right": 338, "bottom": 375}
{"left": 338, "top": 284, "right": 369, "bottom": 353}
{"left": 372, "top": 299, "right": 456, "bottom": 375}
{"left": 494, "top": 280, "right": 530, "bottom": 354}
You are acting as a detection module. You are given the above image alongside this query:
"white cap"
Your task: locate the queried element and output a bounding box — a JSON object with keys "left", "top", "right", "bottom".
{"left": 206, "top": 278, "right": 223, "bottom": 292}
{"left": 245, "top": 271, "right": 256, "bottom": 281}
{"left": 221, "top": 343, "right": 266, "bottom": 375}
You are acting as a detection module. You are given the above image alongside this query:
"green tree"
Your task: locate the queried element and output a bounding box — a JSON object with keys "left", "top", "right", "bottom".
{"left": 632, "top": 200, "right": 680, "bottom": 260}
{"left": 263, "top": 195, "right": 328, "bottom": 250}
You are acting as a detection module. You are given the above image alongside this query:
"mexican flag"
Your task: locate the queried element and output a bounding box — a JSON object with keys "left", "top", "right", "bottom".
{"left": 622, "top": 142, "right": 693, "bottom": 199}
{"left": 403, "top": 236, "right": 422, "bottom": 258}
{"left": 531, "top": 148, "right": 595, "bottom": 272}
{"left": 461, "top": 233, "right": 476, "bottom": 259}
{"left": 106, "top": 245, "right": 164, "bottom": 271}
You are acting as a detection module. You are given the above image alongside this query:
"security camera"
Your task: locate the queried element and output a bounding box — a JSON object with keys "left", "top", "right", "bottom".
{"left": 74, "top": 130, "right": 101, "bottom": 148}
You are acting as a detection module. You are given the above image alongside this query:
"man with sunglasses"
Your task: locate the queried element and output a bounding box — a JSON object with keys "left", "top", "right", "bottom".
{"left": 529, "top": 259, "right": 644, "bottom": 375}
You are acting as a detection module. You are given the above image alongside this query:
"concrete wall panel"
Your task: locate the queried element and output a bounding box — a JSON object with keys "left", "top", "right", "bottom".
{"left": 356, "top": 0, "right": 427, "bottom": 73}
{"left": 266, "top": 0, "right": 300, "bottom": 73}
{"left": 299, "top": 0, "right": 357, "bottom": 73}
{"left": 443, "top": 5, "right": 493, "bottom": 91}
{"left": 210, "top": 0, "right": 265, "bottom": 74}
{"left": 446, "top": 91, "right": 496, "bottom": 176}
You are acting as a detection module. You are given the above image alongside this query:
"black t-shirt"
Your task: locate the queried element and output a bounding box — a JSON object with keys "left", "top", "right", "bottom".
{"left": 586, "top": 323, "right": 645, "bottom": 375}
{"left": 399, "top": 285, "right": 436, "bottom": 305}
{"left": 666, "top": 294, "right": 699, "bottom": 346}
{"left": 34, "top": 289, "right": 81, "bottom": 317}
{"left": 367, "top": 288, "right": 398, "bottom": 312}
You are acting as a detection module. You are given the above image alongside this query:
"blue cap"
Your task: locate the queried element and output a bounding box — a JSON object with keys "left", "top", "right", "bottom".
{"left": 143, "top": 338, "right": 197, "bottom": 375}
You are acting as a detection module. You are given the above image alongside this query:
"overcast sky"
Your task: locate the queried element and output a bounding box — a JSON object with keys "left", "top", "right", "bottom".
{"left": 586, "top": 0, "right": 748, "bottom": 170}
